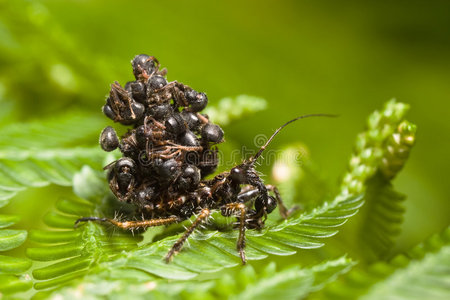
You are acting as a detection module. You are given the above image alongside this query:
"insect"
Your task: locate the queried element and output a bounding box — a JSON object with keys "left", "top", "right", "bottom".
{"left": 76, "top": 54, "right": 333, "bottom": 264}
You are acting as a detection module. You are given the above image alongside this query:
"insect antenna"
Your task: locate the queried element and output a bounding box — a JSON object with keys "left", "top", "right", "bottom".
{"left": 250, "top": 113, "right": 337, "bottom": 165}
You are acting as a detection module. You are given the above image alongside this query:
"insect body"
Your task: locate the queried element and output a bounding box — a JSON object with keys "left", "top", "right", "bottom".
{"left": 77, "top": 55, "right": 332, "bottom": 264}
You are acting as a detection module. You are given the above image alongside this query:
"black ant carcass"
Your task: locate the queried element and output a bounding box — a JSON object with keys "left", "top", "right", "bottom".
{"left": 76, "top": 54, "right": 331, "bottom": 264}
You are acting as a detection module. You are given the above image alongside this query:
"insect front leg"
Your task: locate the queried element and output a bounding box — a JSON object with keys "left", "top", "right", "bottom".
{"left": 165, "top": 208, "right": 211, "bottom": 262}
{"left": 220, "top": 202, "right": 248, "bottom": 264}
{"left": 75, "top": 215, "right": 180, "bottom": 230}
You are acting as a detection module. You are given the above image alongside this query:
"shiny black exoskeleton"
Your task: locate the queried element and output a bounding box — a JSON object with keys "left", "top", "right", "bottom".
{"left": 100, "top": 126, "right": 119, "bottom": 152}
{"left": 103, "top": 82, "right": 145, "bottom": 125}
{"left": 107, "top": 157, "right": 137, "bottom": 201}
{"left": 132, "top": 54, "right": 158, "bottom": 80}
{"left": 77, "top": 55, "right": 331, "bottom": 265}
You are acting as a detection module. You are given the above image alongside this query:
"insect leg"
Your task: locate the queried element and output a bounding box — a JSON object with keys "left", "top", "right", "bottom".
{"left": 75, "top": 216, "right": 180, "bottom": 230}
{"left": 237, "top": 187, "right": 259, "bottom": 203}
{"left": 220, "top": 203, "right": 247, "bottom": 264}
{"left": 238, "top": 185, "right": 297, "bottom": 219}
{"left": 165, "top": 208, "right": 211, "bottom": 263}
{"left": 158, "top": 67, "right": 168, "bottom": 76}
{"left": 266, "top": 184, "right": 298, "bottom": 219}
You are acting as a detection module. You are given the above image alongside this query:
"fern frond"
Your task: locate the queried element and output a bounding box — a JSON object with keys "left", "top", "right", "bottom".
{"left": 318, "top": 226, "right": 450, "bottom": 300}
{"left": 357, "top": 176, "right": 406, "bottom": 261}
{"left": 33, "top": 256, "right": 354, "bottom": 299}
{"left": 26, "top": 166, "right": 142, "bottom": 291}
{"left": 27, "top": 164, "right": 363, "bottom": 290}
{"left": 380, "top": 120, "right": 416, "bottom": 180}
{"left": 340, "top": 99, "right": 411, "bottom": 196}
{"left": 22, "top": 100, "right": 417, "bottom": 296}
{"left": 68, "top": 193, "right": 363, "bottom": 280}
{"left": 203, "top": 95, "right": 267, "bottom": 125}
{"left": 0, "top": 213, "right": 32, "bottom": 295}
{"left": 0, "top": 112, "right": 107, "bottom": 202}
{"left": 212, "top": 256, "right": 354, "bottom": 300}
{"left": 339, "top": 100, "right": 416, "bottom": 260}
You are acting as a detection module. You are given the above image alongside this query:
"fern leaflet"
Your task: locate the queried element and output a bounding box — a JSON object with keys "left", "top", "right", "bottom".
{"left": 318, "top": 226, "right": 450, "bottom": 300}
{"left": 0, "top": 112, "right": 107, "bottom": 202}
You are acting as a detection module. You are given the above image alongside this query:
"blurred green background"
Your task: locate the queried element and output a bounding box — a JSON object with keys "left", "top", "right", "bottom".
{"left": 1, "top": 0, "right": 449, "bottom": 254}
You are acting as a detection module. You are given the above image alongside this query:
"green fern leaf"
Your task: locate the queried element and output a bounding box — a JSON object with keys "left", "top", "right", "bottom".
{"left": 319, "top": 226, "right": 450, "bottom": 300}
{"left": 357, "top": 176, "right": 406, "bottom": 261}
{"left": 340, "top": 99, "right": 411, "bottom": 196}
{"left": 339, "top": 100, "right": 416, "bottom": 261}
{"left": 0, "top": 214, "right": 20, "bottom": 229}
{"left": 76, "top": 192, "right": 361, "bottom": 281}
{"left": 0, "top": 212, "right": 32, "bottom": 295}
{"left": 26, "top": 166, "right": 142, "bottom": 291}
{"left": 203, "top": 95, "right": 267, "bottom": 125}
{"left": 20, "top": 99, "right": 417, "bottom": 296}
{"left": 353, "top": 119, "right": 416, "bottom": 261}
{"left": 33, "top": 256, "right": 354, "bottom": 299}
{"left": 0, "top": 112, "right": 107, "bottom": 203}
{"left": 26, "top": 164, "right": 363, "bottom": 291}
{"left": 217, "top": 256, "right": 354, "bottom": 300}
{"left": 25, "top": 100, "right": 421, "bottom": 292}
{"left": 0, "top": 229, "right": 27, "bottom": 252}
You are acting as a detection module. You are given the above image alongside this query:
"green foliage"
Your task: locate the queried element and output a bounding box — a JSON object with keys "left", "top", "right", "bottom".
{"left": 338, "top": 100, "right": 417, "bottom": 262}
{"left": 0, "top": 0, "right": 448, "bottom": 297}
{"left": 33, "top": 256, "right": 355, "bottom": 300}
{"left": 0, "top": 99, "right": 439, "bottom": 300}
{"left": 25, "top": 164, "right": 362, "bottom": 291}
{"left": 203, "top": 95, "right": 267, "bottom": 126}
{"left": 0, "top": 112, "right": 106, "bottom": 296}
{"left": 214, "top": 256, "right": 355, "bottom": 300}
{"left": 339, "top": 99, "right": 411, "bottom": 196}
{"left": 317, "top": 227, "right": 450, "bottom": 300}
{"left": 358, "top": 177, "right": 406, "bottom": 261}
{"left": 0, "top": 112, "right": 106, "bottom": 204}
{"left": 26, "top": 166, "right": 142, "bottom": 291}
{"left": 0, "top": 210, "right": 32, "bottom": 295}
{"left": 0, "top": 0, "right": 118, "bottom": 119}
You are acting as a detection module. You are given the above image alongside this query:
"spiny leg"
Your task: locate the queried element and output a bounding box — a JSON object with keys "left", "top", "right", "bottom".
{"left": 75, "top": 215, "right": 179, "bottom": 230}
{"left": 266, "top": 184, "right": 298, "bottom": 219}
{"left": 165, "top": 208, "right": 211, "bottom": 263}
{"left": 237, "top": 185, "right": 297, "bottom": 219}
{"left": 221, "top": 203, "right": 247, "bottom": 264}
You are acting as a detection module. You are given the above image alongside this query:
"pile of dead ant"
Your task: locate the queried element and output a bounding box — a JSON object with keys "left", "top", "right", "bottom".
{"left": 77, "top": 54, "right": 331, "bottom": 263}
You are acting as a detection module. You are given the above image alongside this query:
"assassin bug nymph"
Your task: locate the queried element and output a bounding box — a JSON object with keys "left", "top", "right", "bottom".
{"left": 75, "top": 54, "right": 334, "bottom": 264}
